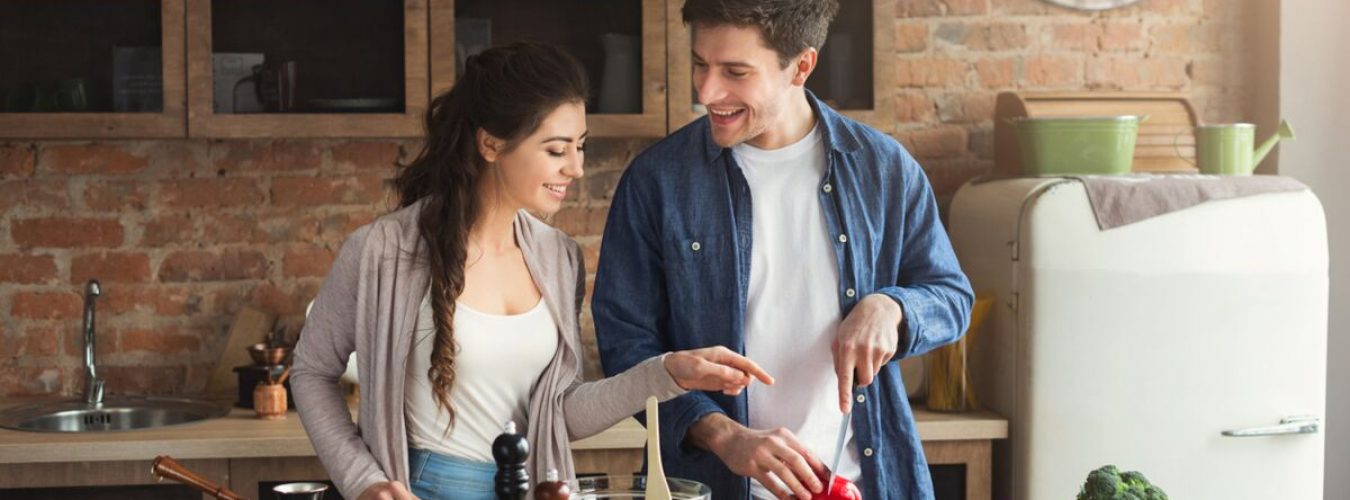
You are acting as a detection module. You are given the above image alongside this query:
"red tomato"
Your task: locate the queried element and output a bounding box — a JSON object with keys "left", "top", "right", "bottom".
{"left": 811, "top": 470, "right": 862, "bottom": 500}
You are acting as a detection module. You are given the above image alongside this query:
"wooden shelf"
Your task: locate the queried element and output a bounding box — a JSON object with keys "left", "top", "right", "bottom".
{"left": 1, "top": 0, "right": 900, "bottom": 140}
{"left": 431, "top": 0, "right": 668, "bottom": 138}
{"left": 0, "top": 0, "right": 186, "bottom": 139}
{"left": 185, "top": 0, "right": 428, "bottom": 138}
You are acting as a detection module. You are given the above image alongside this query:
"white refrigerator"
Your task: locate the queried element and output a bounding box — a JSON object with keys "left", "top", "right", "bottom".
{"left": 948, "top": 178, "right": 1327, "bottom": 499}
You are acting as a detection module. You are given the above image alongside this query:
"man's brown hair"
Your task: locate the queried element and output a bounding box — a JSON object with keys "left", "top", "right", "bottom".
{"left": 682, "top": 0, "right": 841, "bottom": 68}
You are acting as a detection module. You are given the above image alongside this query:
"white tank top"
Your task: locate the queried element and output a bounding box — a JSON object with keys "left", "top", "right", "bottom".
{"left": 404, "top": 292, "right": 558, "bottom": 462}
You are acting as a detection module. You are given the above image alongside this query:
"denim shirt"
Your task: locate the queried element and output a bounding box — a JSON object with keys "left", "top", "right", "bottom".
{"left": 592, "top": 93, "right": 974, "bottom": 500}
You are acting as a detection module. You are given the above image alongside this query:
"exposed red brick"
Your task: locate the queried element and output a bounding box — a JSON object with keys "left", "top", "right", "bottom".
{"left": 12, "top": 291, "right": 81, "bottom": 320}
{"left": 1024, "top": 56, "right": 1082, "bottom": 87}
{"left": 145, "top": 141, "right": 210, "bottom": 178}
{"left": 83, "top": 179, "right": 150, "bottom": 211}
{"left": 1087, "top": 56, "right": 1189, "bottom": 89}
{"left": 41, "top": 144, "right": 149, "bottom": 175}
{"left": 11, "top": 217, "right": 124, "bottom": 248}
{"left": 578, "top": 238, "right": 602, "bottom": 277}
{"left": 159, "top": 250, "right": 270, "bottom": 282}
{"left": 938, "top": 92, "right": 997, "bottom": 124}
{"left": 271, "top": 175, "right": 388, "bottom": 207}
{"left": 895, "top": 92, "right": 938, "bottom": 123}
{"left": 582, "top": 169, "right": 623, "bottom": 202}
{"left": 991, "top": 0, "right": 1054, "bottom": 15}
{"left": 0, "top": 367, "right": 63, "bottom": 397}
{"left": 0, "top": 144, "right": 36, "bottom": 178}
{"left": 897, "top": 126, "right": 969, "bottom": 160}
{"left": 1149, "top": 24, "right": 1195, "bottom": 53}
{"left": 974, "top": 58, "right": 1016, "bottom": 89}
{"left": 0, "top": 254, "right": 59, "bottom": 284}
{"left": 283, "top": 245, "right": 336, "bottom": 278}
{"left": 97, "top": 365, "right": 187, "bottom": 395}
{"left": 1099, "top": 21, "right": 1145, "bottom": 52}
{"left": 0, "top": 325, "right": 61, "bottom": 356}
{"left": 15, "top": 325, "right": 62, "bottom": 357}
{"left": 939, "top": 22, "right": 1028, "bottom": 51}
{"left": 251, "top": 281, "right": 321, "bottom": 316}
{"left": 120, "top": 327, "right": 202, "bottom": 354}
{"left": 331, "top": 142, "right": 401, "bottom": 171}
{"left": 897, "top": 0, "right": 989, "bottom": 17}
{"left": 160, "top": 178, "right": 265, "bottom": 209}
{"left": 141, "top": 214, "right": 196, "bottom": 247}
{"left": 199, "top": 213, "right": 269, "bottom": 244}
{"left": 318, "top": 212, "right": 379, "bottom": 244}
{"left": 0, "top": 180, "right": 71, "bottom": 214}
{"left": 71, "top": 251, "right": 152, "bottom": 284}
{"left": 211, "top": 142, "right": 322, "bottom": 172}
{"left": 63, "top": 321, "right": 118, "bottom": 358}
{"left": 1131, "top": 0, "right": 1192, "bottom": 15}
{"left": 99, "top": 285, "right": 202, "bottom": 317}
{"left": 551, "top": 206, "right": 609, "bottom": 237}
{"left": 896, "top": 58, "right": 969, "bottom": 88}
{"left": 894, "top": 22, "right": 928, "bottom": 53}
{"left": 1050, "top": 23, "right": 1103, "bottom": 52}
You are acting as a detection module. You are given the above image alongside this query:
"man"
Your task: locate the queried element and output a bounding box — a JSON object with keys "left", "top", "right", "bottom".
{"left": 593, "top": 1, "right": 974, "bottom": 498}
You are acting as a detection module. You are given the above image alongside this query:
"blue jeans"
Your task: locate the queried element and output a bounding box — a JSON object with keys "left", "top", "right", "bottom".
{"left": 408, "top": 448, "right": 496, "bottom": 500}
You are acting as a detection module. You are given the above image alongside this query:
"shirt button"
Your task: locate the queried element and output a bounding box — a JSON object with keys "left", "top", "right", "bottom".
{"left": 863, "top": 448, "right": 874, "bottom": 457}
{"left": 845, "top": 288, "right": 856, "bottom": 298}
{"left": 838, "top": 234, "right": 848, "bottom": 243}
{"left": 822, "top": 183, "right": 833, "bottom": 193}
{"left": 855, "top": 394, "right": 865, "bottom": 403}
{"left": 690, "top": 241, "right": 701, "bottom": 251}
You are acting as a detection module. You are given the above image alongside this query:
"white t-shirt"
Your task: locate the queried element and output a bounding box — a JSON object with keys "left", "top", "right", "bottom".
{"left": 733, "top": 126, "right": 861, "bottom": 497}
{"left": 404, "top": 293, "right": 558, "bottom": 462}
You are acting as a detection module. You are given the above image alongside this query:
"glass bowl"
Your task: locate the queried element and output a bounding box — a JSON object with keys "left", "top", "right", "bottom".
{"left": 567, "top": 474, "right": 711, "bottom": 499}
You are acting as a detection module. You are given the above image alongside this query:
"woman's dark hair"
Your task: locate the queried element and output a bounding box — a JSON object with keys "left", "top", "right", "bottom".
{"left": 392, "top": 42, "right": 588, "bottom": 431}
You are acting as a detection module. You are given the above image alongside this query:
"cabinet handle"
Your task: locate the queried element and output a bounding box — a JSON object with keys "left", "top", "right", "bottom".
{"left": 1221, "top": 415, "right": 1320, "bottom": 437}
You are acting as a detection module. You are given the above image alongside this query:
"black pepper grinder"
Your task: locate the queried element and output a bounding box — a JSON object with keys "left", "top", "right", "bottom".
{"left": 493, "top": 421, "right": 530, "bottom": 500}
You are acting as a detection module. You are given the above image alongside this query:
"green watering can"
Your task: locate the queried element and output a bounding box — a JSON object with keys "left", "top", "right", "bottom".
{"left": 1184, "top": 119, "right": 1296, "bottom": 175}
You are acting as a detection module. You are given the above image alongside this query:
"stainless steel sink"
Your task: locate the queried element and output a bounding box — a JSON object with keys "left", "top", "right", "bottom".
{"left": 0, "top": 396, "right": 229, "bottom": 432}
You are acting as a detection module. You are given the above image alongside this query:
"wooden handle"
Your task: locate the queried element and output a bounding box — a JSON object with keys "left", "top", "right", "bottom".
{"left": 151, "top": 456, "right": 248, "bottom": 500}
{"left": 274, "top": 366, "right": 292, "bottom": 386}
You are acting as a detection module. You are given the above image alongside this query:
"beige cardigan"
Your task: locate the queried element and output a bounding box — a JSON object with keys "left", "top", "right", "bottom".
{"left": 291, "top": 201, "right": 685, "bottom": 498}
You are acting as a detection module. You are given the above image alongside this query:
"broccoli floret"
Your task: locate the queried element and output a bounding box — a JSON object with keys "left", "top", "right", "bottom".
{"left": 1077, "top": 465, "right": 1168, "bottom": 500}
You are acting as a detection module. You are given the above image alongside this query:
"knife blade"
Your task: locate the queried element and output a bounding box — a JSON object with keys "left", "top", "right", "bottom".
{"left": 826, "top": 405, "right": 851, "bottom": 490}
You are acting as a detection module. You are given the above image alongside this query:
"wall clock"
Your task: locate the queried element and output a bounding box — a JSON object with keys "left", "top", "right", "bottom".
{"left": 1041, "top": 0, "right": 1143, "bottom": 11}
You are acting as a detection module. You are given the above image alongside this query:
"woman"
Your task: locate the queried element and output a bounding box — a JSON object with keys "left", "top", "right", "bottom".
{"left": 291, "top": 42, "right": 770, "bottom": 500}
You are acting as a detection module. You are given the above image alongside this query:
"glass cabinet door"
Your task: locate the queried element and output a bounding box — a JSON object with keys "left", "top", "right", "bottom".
{"left": 186, "top": 0, "right": 428, "bottom": 138}
{"left": 430, "top": 0, "right": 668, "bottom": 137}
{"left": 0, "top": 0, "right": 186, "bottom": 138}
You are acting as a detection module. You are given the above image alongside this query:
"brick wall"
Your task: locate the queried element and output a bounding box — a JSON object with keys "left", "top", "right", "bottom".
{"left": 0, "top": 0, "right": 1254, "bottom": 396}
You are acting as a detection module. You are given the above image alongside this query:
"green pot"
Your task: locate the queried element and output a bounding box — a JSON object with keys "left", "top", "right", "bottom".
{"left": 1012, "top": 116, "right": 1145, "bottom": 176}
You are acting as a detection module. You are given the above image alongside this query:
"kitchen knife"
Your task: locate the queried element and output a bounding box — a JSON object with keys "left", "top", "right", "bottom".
{"left": 826, "top": 405, "right": 851, "bottom": 490}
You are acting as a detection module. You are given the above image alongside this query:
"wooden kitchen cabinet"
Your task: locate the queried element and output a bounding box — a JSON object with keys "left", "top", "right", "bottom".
{"left": 430, "top": 0, "right": 669, "bottom": 138}
{"left": 666, "top": 0, "right": 896, "bottom": 132}
{"left": 1, "top": 0, "right": 901, "bottom": 140}
{"left": 184, "top": 0, "right": 428, "bottom": 138}
{"left": 0, "top": 0, "right": 187, "bottom": 139}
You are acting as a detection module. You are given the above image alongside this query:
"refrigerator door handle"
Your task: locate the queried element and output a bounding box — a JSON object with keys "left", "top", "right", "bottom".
{"left": 1221, "top": 415, "right": 1321, "bottom": 437}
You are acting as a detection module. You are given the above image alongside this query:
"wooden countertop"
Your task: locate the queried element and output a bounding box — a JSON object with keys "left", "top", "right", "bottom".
{"left": 0, "top": 405, "right": 1006, "bottom": 465}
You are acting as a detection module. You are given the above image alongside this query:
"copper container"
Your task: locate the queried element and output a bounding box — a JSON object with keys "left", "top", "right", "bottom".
{"left": 248, "top": 343, "right": 292, "bottom": 366}
{"left": 253, "top": 383, "right": 288, "bottom": 420}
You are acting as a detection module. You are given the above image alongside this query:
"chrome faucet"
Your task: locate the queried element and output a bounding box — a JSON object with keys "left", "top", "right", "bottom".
{"left": 82, "top": 280, "right": 104, "bottom": 405}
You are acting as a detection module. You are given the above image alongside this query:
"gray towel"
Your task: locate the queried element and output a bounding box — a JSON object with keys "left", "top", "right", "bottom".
{"left": 1072, "top": 174, "right": 1308, "bottom": 229}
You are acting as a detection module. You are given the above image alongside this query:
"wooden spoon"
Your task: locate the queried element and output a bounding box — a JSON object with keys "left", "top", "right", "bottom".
{"left": 151, "top": 455, "right": 248, "bottom": 500}
{"left": 644, "top": 396, "right": 672, "bottom": 500}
